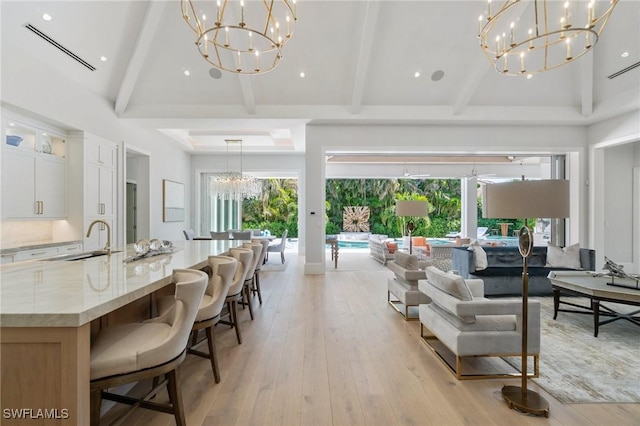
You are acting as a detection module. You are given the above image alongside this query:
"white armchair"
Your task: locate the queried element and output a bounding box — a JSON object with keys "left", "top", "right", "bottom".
{"left": 418, "top": 266, "right": 540, "bottom": 380}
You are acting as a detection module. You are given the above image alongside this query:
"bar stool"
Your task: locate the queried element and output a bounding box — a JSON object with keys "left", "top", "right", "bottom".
{"left": 157, "top": 256, "right": 237, "bottom": 383}
{"left": 220, "top": 247, "right": 254, "bottom": 344}
{"left": 89, "top": 269, "right": 208, "bottom": 426}
{"left": 239, "top": 242, "right": 263, "bottom": 320}
{"left": 251, "top": 238, "right": 269, "bottom": 304}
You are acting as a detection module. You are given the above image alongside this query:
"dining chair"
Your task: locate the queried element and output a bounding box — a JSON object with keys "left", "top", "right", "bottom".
{"left": 89, "top": 269, "right": 207, "bottom": 426}
{"left": 267, "top": 229, "right": 288, "bottom": 264}
{"left": 231, "top": 230, "right": 252, "bottom": 240}
{"left": 184, "top": 229, "right": 212, "bottom": 240}
{"left": 210, "top": 231, "right": 230, "bottom": 240}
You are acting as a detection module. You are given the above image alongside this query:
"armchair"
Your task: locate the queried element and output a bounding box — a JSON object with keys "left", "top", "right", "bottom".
{"left": 418, "top": 266, "right": 540, "bottom": 380}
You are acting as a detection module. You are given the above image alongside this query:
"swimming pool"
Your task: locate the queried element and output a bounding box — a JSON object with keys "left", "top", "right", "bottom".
{"left": 328, "top": 238, "right": 457, "bottom": 249}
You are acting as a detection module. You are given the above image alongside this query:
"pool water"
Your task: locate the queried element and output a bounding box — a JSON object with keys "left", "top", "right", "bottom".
{"left": 328, "top": 238, "right": 458, "bottom": 249}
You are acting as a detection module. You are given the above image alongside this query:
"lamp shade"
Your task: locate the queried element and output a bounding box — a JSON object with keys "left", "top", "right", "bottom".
{"left": 482, "top": 180, "right": 570, "bottom": 219}
{"left": 396, "top": 200, "right": 428, "bottom": 217}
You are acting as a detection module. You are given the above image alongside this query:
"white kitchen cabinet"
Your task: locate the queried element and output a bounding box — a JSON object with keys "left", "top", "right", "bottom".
{"left": 1, "top": 147, "right": 66, "bottom": 219}
{"left": 2, "top": 118, "right": 67, "bottom": 220}
{"left": 82, "top": 135, "right": 118, "bottom": 252}
{"left": 13, "top": 246, "right": 60, "bottom": 262}
{"left": 85, "top": 163, "right": 116, "bottom": 217}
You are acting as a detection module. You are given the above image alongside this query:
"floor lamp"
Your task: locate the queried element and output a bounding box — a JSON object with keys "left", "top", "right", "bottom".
{"left": 483, "top": 179, "right": 569, "bottom": 417}
{"left": 396, "top": 200, "right": 428, "bottom": 254}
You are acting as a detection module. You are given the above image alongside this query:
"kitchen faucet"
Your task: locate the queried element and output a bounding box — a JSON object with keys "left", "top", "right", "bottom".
{"left": 86, "top": 219, "right": 111, "bottom": 255}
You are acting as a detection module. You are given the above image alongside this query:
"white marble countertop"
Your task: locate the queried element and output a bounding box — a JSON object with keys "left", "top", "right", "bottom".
{"left": 0, "top": 240, "right": 243, "bottom": 327}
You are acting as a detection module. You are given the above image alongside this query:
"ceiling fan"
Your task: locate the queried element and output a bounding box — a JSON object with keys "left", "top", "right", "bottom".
{"left": 402, "top": 167, "right": 430, "bottom": 179}
{"left": 463, "top": 166, "right": 495, "bottom": 183}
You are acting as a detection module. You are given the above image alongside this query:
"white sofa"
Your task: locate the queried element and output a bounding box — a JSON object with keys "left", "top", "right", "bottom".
{"left": 369, "top": 237, "right": 394, "bottom": 265}
{"left": 386, "top": 251, "right": 432, "bottom": 320}
{"left": 418, "top": 266, "right": 541, "bottom": 380}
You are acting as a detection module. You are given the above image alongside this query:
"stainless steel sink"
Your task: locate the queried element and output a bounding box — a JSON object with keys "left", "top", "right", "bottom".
{"left": 44, "top": 250, "right": 121, "bottom": 261}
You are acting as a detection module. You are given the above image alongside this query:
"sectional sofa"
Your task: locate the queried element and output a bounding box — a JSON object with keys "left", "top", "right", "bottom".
{"left": 451, "top": 246, "right": 596, "bottom": 296}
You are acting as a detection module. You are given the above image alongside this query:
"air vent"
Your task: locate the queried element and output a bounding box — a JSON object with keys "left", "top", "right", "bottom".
{"left": 24, "top": 23, "right": 96, "bottom": 71}
{"left": 607, "top": 61, "right": 640, "bottom": 79}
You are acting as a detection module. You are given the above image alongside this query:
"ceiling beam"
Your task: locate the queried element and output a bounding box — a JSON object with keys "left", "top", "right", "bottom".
{"left": 350, "top": 1, "right": 381, "bottom": 115}
{"left": 238, "top": 75, "right": 256, "bottom": 115}
{"left": 452, "top": 53, "right": 491, "bottom": 115}
{"left": 580, "top": 51, "right": 594, "bottom": 117}
{"left": 114, "top": 0, "right": 167, "bottom": 116}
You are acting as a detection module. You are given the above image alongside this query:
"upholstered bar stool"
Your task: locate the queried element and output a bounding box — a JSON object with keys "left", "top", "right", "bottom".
{"left": 220, "top": 247, "right": 254, "bottom": 344}
{"left": 251, "top": 238, "right": 269, "bottom": 304}
{"left": 157, "top": 256, "right": 237, "bottom": 383}
{"left": 89, "top": 269, "right": 208, "bottom": 426}
{"left": 239, "top": 242, "right": 264, "bottom": 320}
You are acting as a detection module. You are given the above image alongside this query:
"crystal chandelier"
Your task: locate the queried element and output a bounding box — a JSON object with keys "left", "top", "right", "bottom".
{"left": 477, "top": 0, "right": 618, "bottom": 77}
{"left": 181, "top": 0, "right": 297, "bottom": 75}
{"left": 210, "top": 140, "right": 262, "bottom": 200}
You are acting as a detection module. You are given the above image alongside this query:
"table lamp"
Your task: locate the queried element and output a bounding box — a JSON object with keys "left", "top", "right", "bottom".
{"left": 396, "top": 200, "right": 428, "bottom": 254}
{"left": 483, "top": 178, "right": 569, "bottom": 417}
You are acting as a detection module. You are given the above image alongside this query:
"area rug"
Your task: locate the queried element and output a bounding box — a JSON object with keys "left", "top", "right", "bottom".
{"left": 504, "top": 296, "right": 640, "bottom": 404}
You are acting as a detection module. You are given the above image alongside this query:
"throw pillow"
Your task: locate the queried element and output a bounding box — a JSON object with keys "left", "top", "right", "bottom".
{"left": 545, "top": 243, "right": 581, "bottom": 269}
{"left": 394, "top": 251, "right": 419, "bottom": 270}
{"left": 425, "top": 266, "right": 473, "bottom": 301}
{"left": 386, "top": 242, "right": 398, "bottom": 254}
{"left": 468, "top": 240, "right": 488, "bottom": 271}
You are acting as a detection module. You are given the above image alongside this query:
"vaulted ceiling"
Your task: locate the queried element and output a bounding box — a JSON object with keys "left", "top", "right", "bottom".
{"left": 2, "top": 0, "right": 639, "bottom": 155}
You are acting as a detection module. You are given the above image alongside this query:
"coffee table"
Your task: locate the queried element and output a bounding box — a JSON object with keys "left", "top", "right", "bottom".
{"left": 548, "top": 271, "right": 640, "bottom": 337}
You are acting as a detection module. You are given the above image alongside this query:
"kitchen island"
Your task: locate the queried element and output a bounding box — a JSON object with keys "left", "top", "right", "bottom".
{"left": 0, "top": 239, "right": 241, "bottom": 425}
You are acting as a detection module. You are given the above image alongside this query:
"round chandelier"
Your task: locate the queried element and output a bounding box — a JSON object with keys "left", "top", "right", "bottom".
{"left": 181, "top": 0, "right": 297, "bottom": 75}
{"left": 478, "top": 0, "right": 619, "bottom": 77}
{"left": 210, "top": 140, "right": 262, "bottom": 201}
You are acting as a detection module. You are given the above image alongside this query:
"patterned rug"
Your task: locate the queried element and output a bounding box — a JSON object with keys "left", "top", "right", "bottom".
{"left": 504, "top": 296, "right": 640, "bottom": 404}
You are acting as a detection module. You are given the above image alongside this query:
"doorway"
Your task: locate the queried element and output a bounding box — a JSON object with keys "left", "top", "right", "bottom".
{"left": 126, "top": 182, "right": 137, "bottom": 244}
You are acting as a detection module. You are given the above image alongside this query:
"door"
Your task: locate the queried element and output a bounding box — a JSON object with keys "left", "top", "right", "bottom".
{"left": 126, "top": 182, "right": 137, "bottom": 244}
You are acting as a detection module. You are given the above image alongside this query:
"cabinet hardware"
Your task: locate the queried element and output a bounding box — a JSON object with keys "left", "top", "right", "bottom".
{"left": 30, "top": 251, "right": 46, "bottom": 256}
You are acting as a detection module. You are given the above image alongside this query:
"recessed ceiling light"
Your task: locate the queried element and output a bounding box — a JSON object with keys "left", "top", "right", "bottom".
{"left": 100, "top": 56, "right": 107, "bottom": 62}
{"left": 299, "top": 72, "right": 305, "bottom": 78}
{"left": 527, "top": 73, "right": 533, "bottom": 80}
{"left": 42, "top": 13, "right": 52, "bottom": 21}
{"left": 414, "top": 71, "right": 421, "bottom": 78}
{"left": 621, "top": 51, "right": 629, "bottom": 58}
{"left": 431, "top": 70, "right": 445, "bottom": 82}
{"left": 184, "top": 70, "right": 190, "bottom": 76}
{"left": 9, "top": 122, "right": 15, "bottom": 127}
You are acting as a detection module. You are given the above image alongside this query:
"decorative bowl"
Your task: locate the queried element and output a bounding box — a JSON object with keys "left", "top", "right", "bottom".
{"left": 6, "top": 135, "right": 23, "bottom": 146}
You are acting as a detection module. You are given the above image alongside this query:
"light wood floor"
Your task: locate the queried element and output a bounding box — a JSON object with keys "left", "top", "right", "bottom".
{"left": 102, "top": 253, "right": 640, "bottom": 426}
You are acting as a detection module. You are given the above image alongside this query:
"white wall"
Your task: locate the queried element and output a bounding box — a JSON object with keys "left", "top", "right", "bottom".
{"left": 588, "top": 110, "right": 640, "bottom": 270}
{"left": 305, "top": 123, "right": 589, "bottom": 274}
{"left": 1, "top": 47, "right": 191, "bottom": 242}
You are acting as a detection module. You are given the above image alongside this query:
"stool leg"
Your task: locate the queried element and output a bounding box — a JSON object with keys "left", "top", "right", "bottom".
{"left": 254, "top": 273, "right": 263, "bottom": 305}
{"left": 166, "top": 369, "right": 186, "bottom": 426}
{"left": 231, "top": 300, "right": 242, "bottom": 344}
{"left": 90, "top": 389, "right": 102, "bottom": 426}
{"left": 244, "top": 283, "right": 254, "bottom": 320}
{"left": 206, "top": 325, "right": 221, "bottom": 383}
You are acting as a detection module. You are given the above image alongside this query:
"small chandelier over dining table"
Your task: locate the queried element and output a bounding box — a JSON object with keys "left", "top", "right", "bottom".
{"left": 477, "top": 0, "right": 618, "bottom": 78}
{"left": 181, "top": 0, "right": 297, "bottom": 75}
{"left": 210, "top": 139, "right": 262, "bottom": 201}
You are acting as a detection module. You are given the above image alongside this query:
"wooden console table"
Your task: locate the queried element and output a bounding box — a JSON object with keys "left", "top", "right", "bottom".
{"left": 326, "top": 238, "right": 339, "bottom": 268}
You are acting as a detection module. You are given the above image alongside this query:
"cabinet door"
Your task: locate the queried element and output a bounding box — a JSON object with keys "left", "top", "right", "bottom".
{"left": 1, "top": 149, "right": 37, "bottom": 218}
{"left": 86, "top": 164, "right": 116, "bottom": 217}
{"left": 37, "top": 156, "right": 66, "bottom": 218}
{"left": 86, "top": 137, "right": 117, "bottom": 168}
{"left": 99, "top": 166, "right": 116, "bottom": 217}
